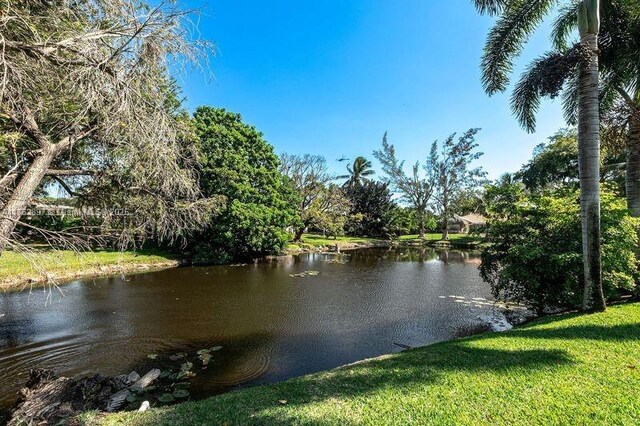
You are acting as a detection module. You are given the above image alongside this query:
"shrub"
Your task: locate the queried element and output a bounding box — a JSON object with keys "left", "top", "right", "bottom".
{"left": 481, "top": 184, "right": 638, "bottom": 313}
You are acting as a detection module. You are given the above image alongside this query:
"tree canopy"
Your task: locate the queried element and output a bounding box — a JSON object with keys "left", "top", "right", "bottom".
{"left": 192, "top": 107, "right": 299, "bottom": 262}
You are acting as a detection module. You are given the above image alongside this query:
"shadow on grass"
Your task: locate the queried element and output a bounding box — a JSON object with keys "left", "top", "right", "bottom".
{"left": 135, "top": 341, "right": 574, "bottom": 426}
{"left": 97, "top": 312, "right": 640, "bottom": 425}
{"left": 509, "top": 323, "right": 640, "bottom": 341}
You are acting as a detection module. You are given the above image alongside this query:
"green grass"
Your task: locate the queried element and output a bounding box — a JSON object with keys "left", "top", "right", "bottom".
{"left": 290, "top": 233, "right": 386, "bottom": 248}
{"left": 0, "top": 248, "right": 178, "bottom": 289}
{"left": 90, "top": 303, "right": 640, "bottom": 425}
{"left": 397, "top": 233, "right": 483, "bottom": 244}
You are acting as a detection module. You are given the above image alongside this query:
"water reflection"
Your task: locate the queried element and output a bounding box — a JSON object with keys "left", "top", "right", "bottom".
{"left": 0, "top": 247, "right": 495, "bottom": 409}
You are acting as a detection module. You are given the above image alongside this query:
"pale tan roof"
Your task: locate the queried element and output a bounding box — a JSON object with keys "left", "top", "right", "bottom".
{"left": 454, "top": 213, "right": 487, "bottom": 225}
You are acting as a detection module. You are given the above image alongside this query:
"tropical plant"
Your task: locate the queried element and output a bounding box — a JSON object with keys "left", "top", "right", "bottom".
{"left": 577, "top": 0, "right": 605, "bottom": 311}
{"left": 481, "top": 184, "right": 638, "bottom": 314}
{"left": 501, "top": 1, "right": 640, "bottom": 215}
{"left": 338, "top": 156, "right": 376, "bottom": 188}
{"left": 474, "top": 0, "right": 606, "bottom": 311}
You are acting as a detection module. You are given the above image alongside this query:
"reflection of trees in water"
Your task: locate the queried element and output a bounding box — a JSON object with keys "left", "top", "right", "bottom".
{"left": 258, "top": 248, "right": 481, "bottom": 267}
{"left": 349, "top": 247, "right": 481, "bottom": 264}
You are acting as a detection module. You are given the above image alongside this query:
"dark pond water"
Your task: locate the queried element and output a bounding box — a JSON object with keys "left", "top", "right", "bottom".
{"left": 0, "top": 247, "right": 503, "bottom": 409}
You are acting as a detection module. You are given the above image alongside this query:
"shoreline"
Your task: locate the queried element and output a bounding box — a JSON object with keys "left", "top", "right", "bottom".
{"left": 0, "top": 257, "right": 180, "bottom": 293}
{"left": 83, "top": 302, "right": 640, "bottom": 425}
{"left": 1, "top": 237, "right": 484, "bottom": 292}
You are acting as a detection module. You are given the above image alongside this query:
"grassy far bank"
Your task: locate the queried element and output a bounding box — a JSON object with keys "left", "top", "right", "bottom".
{"left": 398, "top": 233, "right": 484, "bottom": 244}
{"left": 0, "top": 248, "right": 178, "bottom": 291}
{"left": 287, "top": 233, "right": 484, "bottom": 251}
{"left": 286, "top": 233, "right": 388, "bottom": 250}
{"left": 90, "top": 303, "right": 640, "bottom": 425}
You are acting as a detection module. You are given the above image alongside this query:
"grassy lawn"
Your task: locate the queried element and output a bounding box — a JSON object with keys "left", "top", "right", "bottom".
{"left": 397, "top": 233, "right": 483, "bottom": 244}
{"left": 287, "top": 233, "right": 386, "bottom": 249}
{"left": 90, "top": 302, "right": 640, "bottom": 425}
{"left": 0, "top": 248, "right": 178, "bottom": 290}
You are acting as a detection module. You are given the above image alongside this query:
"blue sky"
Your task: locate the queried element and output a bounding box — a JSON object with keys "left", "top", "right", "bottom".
{"left": 179, "top": 0, "right": 572, "bottom": 179}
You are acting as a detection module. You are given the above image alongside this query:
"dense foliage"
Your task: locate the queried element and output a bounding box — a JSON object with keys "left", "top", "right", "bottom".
{"left": 481, "top": 182, "right": 639, "bottom": 313}
{"left": 192, "top": 107, "right": 299, "bottom": 263}
{"left": 305, "top": 184, "right": 351, "bottom": 238}
{"left": 343, "top": 181, "right": 396, "bottom": 237}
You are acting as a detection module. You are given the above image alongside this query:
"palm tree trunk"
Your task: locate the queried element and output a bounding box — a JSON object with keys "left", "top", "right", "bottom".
{"left": 626, "top": 114, "right": 640, "bottom": 217}
{"left": 578, "top": 32, "right": 605, "bottom": 312}
{"left": 0, "top": 147, "right": 57, "bottom": 252}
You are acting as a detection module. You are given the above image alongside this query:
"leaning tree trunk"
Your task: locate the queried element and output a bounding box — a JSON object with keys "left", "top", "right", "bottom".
{"left": 578, "top": 26, "right": 605, "bottom": 312}
{"left": 626, "top": 114, "right": 640, "bottom": 217}
{"left": 0, "top": 147, "right": 58, "bottom": 252}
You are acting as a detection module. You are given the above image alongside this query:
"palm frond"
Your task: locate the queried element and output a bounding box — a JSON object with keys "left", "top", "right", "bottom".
{"left": 473, "top": 0, "right": 509, "bottom": 16}
{"left": 552, "top": 3, "right": 579, "bottom": 51}
{"left": 511, "top": 46, "right": 582, "bottom": 132}
{"left": 562, "top": 72, "right": 579, "bottom": 126}
{"left": 481, "top": 0, "right": 557, "bottom": 95}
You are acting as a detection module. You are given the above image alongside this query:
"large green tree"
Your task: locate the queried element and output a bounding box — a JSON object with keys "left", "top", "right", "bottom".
{"left": 343, "top": 180, "right": 396, "bottom": 238}
{"left": 517, "top": 127, "right": 626, "bottom": 192}
{"left": 481, "top": 182, "right": 638, "bottom": 314}
{"left": 577, "top": 0, "right": 605, "bottom": 311}
{"left": 505, "top": 1, "right": 640, "bottom": 215}
{"left": 193, "top": 107, "right": 299, "bottom": 262}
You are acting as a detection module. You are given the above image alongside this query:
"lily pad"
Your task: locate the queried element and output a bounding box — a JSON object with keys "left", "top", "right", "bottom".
{"left": 196, "top": 348, "right": 211, "bottom": 355}
{"left": 173, "top": 382, "right": 190, "bottom": 389}
{"left": 146, "top": 354, "right": 158, "bottom": 360}
{"left": 126, "top": 394, "right": 139, "bottom": 403}
{"left": 210, "top": 345, "right": 223, "bottom": 351}
{"left": 173, "top": 389, "right": 190, "bottom": 398}
{"left": 157, "top": 393, "right": 175, "bottom": 403}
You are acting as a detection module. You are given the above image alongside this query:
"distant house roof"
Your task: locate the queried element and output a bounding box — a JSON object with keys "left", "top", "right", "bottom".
{"left": 454, "top": 213, "right": 487, "bottom": 226}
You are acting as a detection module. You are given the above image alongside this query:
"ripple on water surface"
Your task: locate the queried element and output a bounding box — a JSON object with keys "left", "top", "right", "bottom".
{"left": 0, "top": 248, "right": 503, "bottom": 410}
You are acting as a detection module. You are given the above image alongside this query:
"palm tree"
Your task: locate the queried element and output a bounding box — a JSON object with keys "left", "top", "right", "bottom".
{"left": 474, "top": 0, "right": 605, "bottom": 311}
{"left": 338, "top": 156, "right": 375, "bottom": 188}
{"left": 577, "top": 0, "right": 605, "bottom": 312}
{"left": 509, "top": 1, "right": 640, "bottom": 216}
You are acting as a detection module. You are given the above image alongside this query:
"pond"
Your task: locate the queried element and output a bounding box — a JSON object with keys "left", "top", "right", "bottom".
{"left": 0, "top": 247, "right": 504, "bottom": 410}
